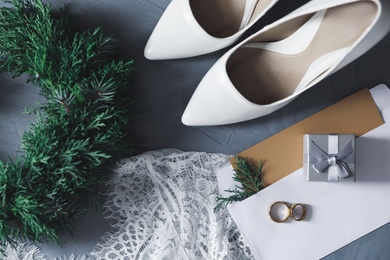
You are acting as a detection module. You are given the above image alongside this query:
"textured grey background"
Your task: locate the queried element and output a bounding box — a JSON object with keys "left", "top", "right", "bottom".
{"left": 1, "top": 0, "right": 390, "bottom": 259}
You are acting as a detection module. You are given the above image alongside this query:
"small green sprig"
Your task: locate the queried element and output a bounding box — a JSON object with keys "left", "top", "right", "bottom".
{"left": 214, "top": 156, "right": 265, "bottom": 212}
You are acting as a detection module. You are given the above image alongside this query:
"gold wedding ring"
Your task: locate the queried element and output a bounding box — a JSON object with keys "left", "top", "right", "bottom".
{"left": 269, "top": 201, "right": 307, "bottom": 223}
{"left": 290, "top": 203, "right": 307, "bottom": 221}
{"left": 268, "top": 201, "right": 290, "bottom": 223}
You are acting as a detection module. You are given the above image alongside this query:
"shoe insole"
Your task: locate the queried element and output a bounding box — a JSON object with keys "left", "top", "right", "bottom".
{"left": 190, "top": 0, "right": 274, "bottom": 38}
{"left": 227, "top": 1, "right": 377, "bottom": 105}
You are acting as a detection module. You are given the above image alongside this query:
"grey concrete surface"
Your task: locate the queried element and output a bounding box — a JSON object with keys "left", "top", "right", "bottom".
{"left": 1, "top": 0, "right": 390, "bottom": 258}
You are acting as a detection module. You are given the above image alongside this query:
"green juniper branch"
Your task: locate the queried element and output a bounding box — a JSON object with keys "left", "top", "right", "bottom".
{"left": 214, "top": 156, "right": 265, "bottom": 212}
{"left": 0, "top": 0, "right": 140, "bottom": 253}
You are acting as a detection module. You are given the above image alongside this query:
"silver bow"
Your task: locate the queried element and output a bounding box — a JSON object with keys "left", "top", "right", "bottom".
{"left": 310, "top": 139, "right": 353, "bottom": 181}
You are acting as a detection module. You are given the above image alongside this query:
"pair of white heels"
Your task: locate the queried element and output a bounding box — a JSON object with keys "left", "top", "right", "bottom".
{"left": 145, "top": 0, "right": 390, "bottom": 126}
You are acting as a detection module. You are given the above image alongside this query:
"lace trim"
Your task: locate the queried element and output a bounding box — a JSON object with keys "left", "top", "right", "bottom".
{"left": 92, "top": 149, "right": 254, "bottom": 260}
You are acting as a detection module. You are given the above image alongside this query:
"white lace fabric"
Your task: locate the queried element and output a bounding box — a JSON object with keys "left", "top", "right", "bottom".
{"left": 2, "top": 150, "right": 253, "bottom": 260}
{"left": 92, "top": 149, "right": 254, "bottom": 260}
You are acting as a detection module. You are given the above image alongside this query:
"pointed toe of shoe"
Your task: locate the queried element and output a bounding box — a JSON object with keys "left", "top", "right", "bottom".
{"left": 144, "top": 11, "right": 189, "bottom": 61}
{"left": 181, "top": 68, "right": 237, "bottom": 126}
{"left": 144, "top": 38, "right": 167, "bottom": 60}
{"left": 181, "top": 81, "right": 251, "bottom": 126}
{"left": 144, "top": 0, "right": 240, "bottom": 60}
{"left": 181, "top": 108, "right": 205, "bottom": 126}
{"left": 181, "top": 96, "right": 229, "bottom": 126}
{"left": 181, "top": 58, "right": 264, "bottom": 126}
{"left": 143, "top": 42, "right": 158, "bottom": 60}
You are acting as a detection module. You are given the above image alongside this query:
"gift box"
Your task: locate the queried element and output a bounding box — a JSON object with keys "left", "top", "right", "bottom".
{"left": 234, "top": 89, "right": 381, "bottom": 185}
{"left": 303, "top": 134, "right": 356, "bottom": 182}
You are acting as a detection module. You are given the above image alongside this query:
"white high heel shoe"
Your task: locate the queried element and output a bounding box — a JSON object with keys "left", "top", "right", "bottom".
{"left": 182, "top": 0, "right": 390, "bottom": 126}
{"left": 144, "top": 0, "right": 279, "bottom": 60}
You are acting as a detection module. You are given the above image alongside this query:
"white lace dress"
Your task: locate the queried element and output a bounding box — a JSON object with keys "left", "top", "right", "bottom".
{"left": 92, "top": 149, "right": 253, "bottom": 260}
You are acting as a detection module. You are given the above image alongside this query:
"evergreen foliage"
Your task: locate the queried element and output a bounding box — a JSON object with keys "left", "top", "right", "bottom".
{"left": 0, "top": 0, "right": 139, "bottom": 252}
{"left": 214, "top": 156, "right": 265, "bottom": 212}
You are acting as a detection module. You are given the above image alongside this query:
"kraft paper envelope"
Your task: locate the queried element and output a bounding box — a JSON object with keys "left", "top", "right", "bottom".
{"left": 227, "top": 105, "right": 390, "bottom": 260}
{"left": 233, "top": 87, "right": 384, "bottom": 185}
{"left": 216, "top": 84, "right": 390, "bottom": 260}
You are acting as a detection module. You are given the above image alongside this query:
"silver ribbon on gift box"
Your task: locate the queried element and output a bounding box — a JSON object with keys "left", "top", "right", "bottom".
{"left": 309, "top": 135, "right": 354, "bottom": 182}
